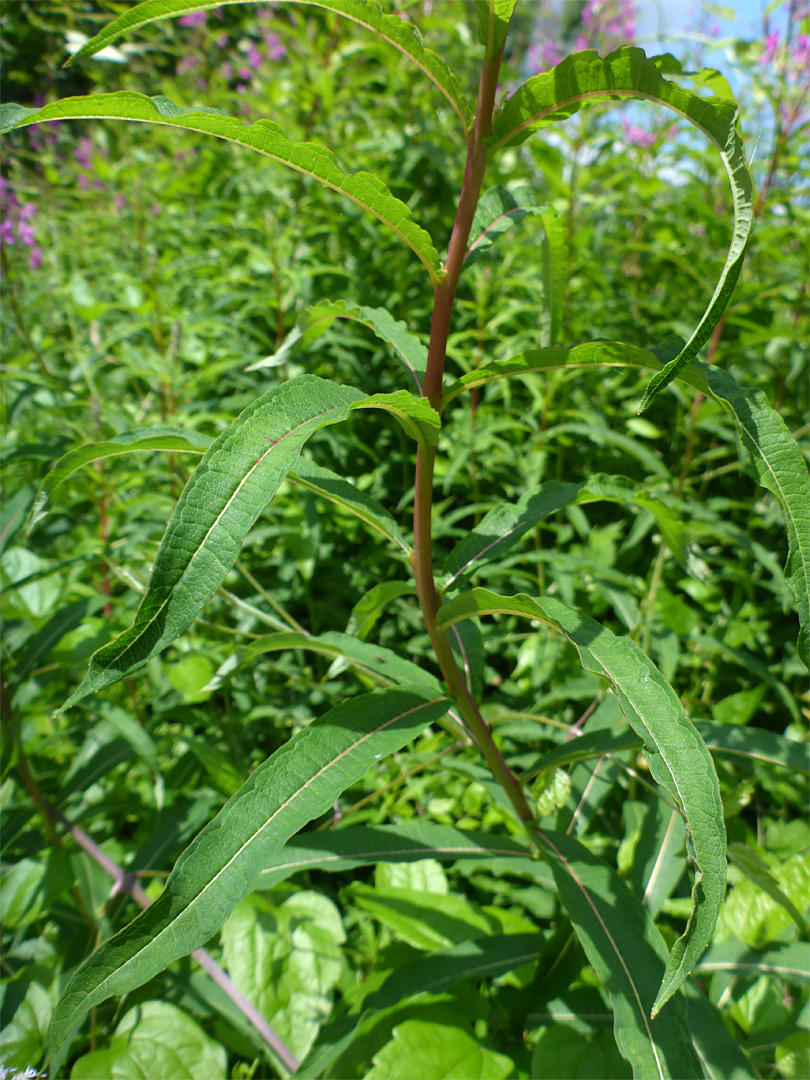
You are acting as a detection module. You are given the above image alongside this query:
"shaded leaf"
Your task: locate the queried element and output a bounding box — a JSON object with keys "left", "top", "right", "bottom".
{"left": 0, "top": 94, "right": 441, "bottom": 281}
{"left": 354, "top": 391, "right": 441, "bottom": 449}
{"left": 436, "top": 589, "right": 726, "bottom": 1014}
{"left": 465, "top": 186, "right": 544, "bottom": 266}
{"left": 46, "top": 686, "right": 450, "bottom": 1057}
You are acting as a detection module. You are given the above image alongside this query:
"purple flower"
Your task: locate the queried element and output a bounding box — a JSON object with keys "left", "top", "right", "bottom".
{"left": 114, "top": 194, "right": 127, "bottom": 210}
{"left": 75, "top": 136, "right": 94, "bottom": 169}
{"left": 78, "top": 174, "right": 91, "bottom": 191}
{"left": 19, "top": 202, "right": 36, "bottom": 223}
{"left": 177, "top": 54, "right": 198, "bottom": 74}
{"left": 236, "top": 83, "right": 248, "bottom": 93}
{"left": 29, "top": 246, "right": 42, "bottom": 269}
{"left": 574, "top": 34, "right": 589, "bottom": 51}
{"left": 1, "top": 218, "right": 15, "bottom": 244}
{"left": 178, "top": 10, "right": 207, "bottom": 28}
{"left": 220, "top": 61, "right": 233, "bottom": 79}
{"left": 18, "top": 221, "right": 35, "bottom": 246}
{"left": 792, "top": 35, "right": 809, "bottom": 67}
{"left": 238, "top": 66, "right": 251, "bottom": 80}
{"left": 216, "top": 33, "right": 229, "bottom": 48}
{"left": 528, "top": 39, "right": 562, "bottom": 72}
{"left": 264, "top": 32, "right": 286, "bottom": 60}
{"left": 622, "top": 118, "right": 655, "bottom": 147}
{"left": 761, "top": 31, "right": 779, "bottom": 66}
{"left": 247, "top": 44, "right": 263, "bottom": 69}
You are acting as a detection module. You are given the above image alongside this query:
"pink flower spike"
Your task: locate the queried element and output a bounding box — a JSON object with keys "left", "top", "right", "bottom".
{"left": 18, "top": 222, "right": 36, "bottom": 245}
{"left": 761, "top": 31, "right": 779, "bottom": 66}
{"left": 114, "top": 194, "right": 127, "bottom": 211}
{"left": 0, "top": 219, "right": 15, "bottom": 244}
{"left": 216, "top": 33, "right": 229, "bottom": 48}
{"left": 238, "top": 67, "right": 251, "bottom": 80}
{"left": 178, "top": 10, "right": 207, "bottom": 27}
{"left": 19, "top": 202, "right": 37, "bottom": 222}
{"left": 247, "top": 44, "right": 263, "bottom": 68}
{"left": 236, "top": 83, "right": 247, "bottom": 93}
{"left": 29, "top": 246, "right": 43, "bottom": 269}
{"left": 574, "top": 34, "right": 589, "bottom": 51}
{"left": 622, "top": 117, "right": 655, "bottom": 147}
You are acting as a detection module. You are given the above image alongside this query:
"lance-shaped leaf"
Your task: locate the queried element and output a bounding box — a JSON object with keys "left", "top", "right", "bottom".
{"left": 247, "top": 299, "right": 428, "bottom": 395}
{"left": 683, "top": 982, "right": 757, "bottom": 1080}
{"left": 27, "top": 427, "right": 212, "bottom": 532}
{"left": 59, "top": 376, "right": 365, "bottom": 713}
{"left": 535, "top": 829, "right": 703, "bottom": 1079}
{"left": 353, "top": 390, "right": 440, "bottom": 449}
{"left": 472, "top": 0, "right": 517, "bottom": 54}
{"left": 465, "top": 186, "right": 545, "bottom": 266}
{"left": 436, "top": 589, "right": 726, "bottom": 1015}
{"left": 348, "top": 580, "right": 417, "bottom": 639}
{"left": 489, "top": 47, "right": 752, "bottom": 406}
{"left": 695, "top": 721, "right": 810, "bottom": 776}
{"left": 253, "top": 822, "right": 535, "bottom": 891}
{"left": 45, "top": 686, "right": 450, "bottom": 1058}
{"left": 0, "top": 95, "right": 441, "bottom": 282}
{"left": 63, "top": 0, "right": 470, "bottom": 129}
{"left": 695, "top": 941, "right": 810, "bottom": 983}
{"left": 290, "top": 457, "right": 410, "bottom": 556}
{"left": 297, "top": 933, "right": 542, "bottom": 1079}
{"left": 704, "top": 365, "right": 810, "bottom": 669}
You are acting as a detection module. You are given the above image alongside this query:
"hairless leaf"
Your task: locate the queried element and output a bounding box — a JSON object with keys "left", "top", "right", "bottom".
{"left": 465, "top": 186, "right": 545, "bottom": 266}
{"left": 0, "top": 94, "right": 441, "bottom": 282}
{"left": 695, "top": 941, "right": 810, "bottom": 983}
{"left": 535, "top": 829, "right": 703, "bottom": 1079}
{"left": 58, "top": 376, "right": 365, "bottom": 713}
{"left": 436, "top": 589, "right": 726, "bottom": 1015}
{"left": 62, "top": 0, "right": 471, "bottom": 129}
{"left": 472, "top": 0, "right": 517, "bottom": 55}
{"left": 352, "top": 391, "right": 440, "bottom": 449}
{"left": 27, "top": 427, "right": 212, "bottom": 532}
{"left": 489, "top": 47, "right": 752, "bottom": 406}
{"left": 248, "top": 299, "right": 428, "bottom": 395}
{"left": 45, "top": 686, "right": 450, "bottom": 1059}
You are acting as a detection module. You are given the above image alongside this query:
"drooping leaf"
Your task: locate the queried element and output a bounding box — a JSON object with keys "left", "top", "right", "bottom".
{"left": 63, "top": 0, "right": 471, "bottom": 129}
{"left": 535, "top": 829, "right": 703, "bottom": 1079}
{"left": 296, "top": 934, "right": 543, "bottom": 1079}
{"left": 247, "top": 299, "right": 428, "bottom": 396}
{"left": 704, "top": 365, "right": 810, "bottom": 669}
{"left": 436, "top": 589, "right": 726, "bottom": 1015}
{"left": 347, "top": 580, "right": 417, "bottom": 639}
{"left": 488, "top": 48, "right": 752, "bottom": 406}
{"left": 27, "top": 427, "right": 212, "bottom": 531}
{"left": 0, "top": 95, "right": 442, "bottom": 282}
{"left": 465, "top": 186, "right": 545, "bottom": 266}
{"left": 290, "top": 457, "right": 410, "bottom": 556}
{"left": 353, "top": 390, "right": 441, "bottom": 449}
{"left": 252, "top": 822, "right": 536, "bottom": 891}
{"left": 59, "top": 376, "right": 365, "bottom": 712}
{"left": 45, "top": 686, "right": 450, "bottom": 1058}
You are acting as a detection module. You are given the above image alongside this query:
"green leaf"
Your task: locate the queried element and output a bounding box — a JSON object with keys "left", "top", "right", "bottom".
{"left": 704, "top": 365, "right": 810, "bottom": 669}
{"left": 69, "top": 1001, "right": 227, "bottom": 1079}
{"left": 353, "top": 391, "right": 441, "bottom": 449}
{"left": 696, "top": 721, "right": 810, "bottom": 775}
{"left": 367, "top": 1018, "right": 515, "bottom": 1079}
{"left": 63, "top": 0, "right": 470, "bottom": 130}
{"left": 473, "top": 0, "right": 517, "bottom": 55}
{"left": 45, "top": 686, "right": 450, "bottom": 1058}
{"left": 59, "top": 376, "right": 364, "bottom": 712}
{"left": 534, "top": 830, "right": 703, "bottom": 1079}
{"left": 683, "top": 982, "right": 757, "bottom": 1080}
{"left": 252, "top": 822, "right": 536, "bottom": 891}
{"left": 247, "top": 299, "right": 429, "bottom": 396}
{"left": 465, "top": 186, "right": 545, "bottom": 266}
{"left": 27, "top": 426, "right": 211, "bottom": 531}
{"left": 727, "top": 843, "right": 808, "bottom": 935}
{"left": 696, "top": 940, "right": 810, "bottom": 983}
{"left": 0, "top": 94, "right": 441, "bottom": 282}
{"left": 297, "top": 934, "right": 542, "bottom": 1079}
{"left": 488, "top": 47, "right": 752, "bottom": 407}
{"left": 347, "top": 580, "right": 417, "bottom": 639}
{"left": 436, "top": 589, "right": 726, "bottom": 1015}
{"left": 290, "top": 457, "right": 410, "bottom": 556}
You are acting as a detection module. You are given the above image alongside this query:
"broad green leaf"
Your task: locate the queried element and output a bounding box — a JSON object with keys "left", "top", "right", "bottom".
{"left": 347, "top": 580, "right": 417, "bottom": 639}
{"left": 473, "top": 0, "right": 517, "bottom": 55}
{"left": 488, "top": 48, "right": 752, "bottom": 406}
{"left": 0, "top": 95, "right": 441, "bottom": 282}
{"left": 728, "top": 843, "right": 808, "bottom": 935}
{"left": 535, "top": 829, "right": 703, "bottom": 1079}
{"left": 253, "top": 823, "right": 536, "bottom": 892}
{"left": 45, "top": 686, "right": 450, "bottom": 1058}
{"left": 367, "top": 1018, "right": 515, "bottom": 1080}
{"left": 290, "top": 457, "right": 410, "bottom": 555}
{"left": 465, "top": 186, "right": 545, "bottom": 266}
{"left": 0, "top": 978, "right": 52, "bottom": 1074}
{"left": 696, "top": 941, "right": 810, "bottom": 983}
{"left": 63, "top": 0, "right": 470, "bottom": 129}
{"left": 353, "top": 391, "right": 441, "bottom": 449}
{"left": 696, "top": 721, "right": 810, "bottom": 775}
{"left": 683, "top": 982, "right": 757, "bottom": 1080}
{"left": 247, "top": 299, "right": 429, "bottom": 396}
{"left": 27, "top": 427, "right": 212, "bottom": 531}
{"left": 704, "top": 365, "right": 810, "bottom": 669}
{"left": 60, "top": 376, "right": 364, "bottom": 712}
{"left": 69, "top": 1001, "right": 227, "bottom": 1079}
{"left": 436, "top": 589, "right": 726, "bottom": 1015}
{"left": 296, "top": 934, "right": 543, "bottom": 1079}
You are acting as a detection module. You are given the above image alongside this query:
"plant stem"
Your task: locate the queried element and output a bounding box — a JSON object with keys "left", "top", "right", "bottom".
{"left": 412, "top": 35, "right": 536, "bottom": 830}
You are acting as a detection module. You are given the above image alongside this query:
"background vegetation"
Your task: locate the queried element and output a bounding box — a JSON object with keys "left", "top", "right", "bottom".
{"left": 1, "top": 1, "right": 807, "bottom": 1078}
